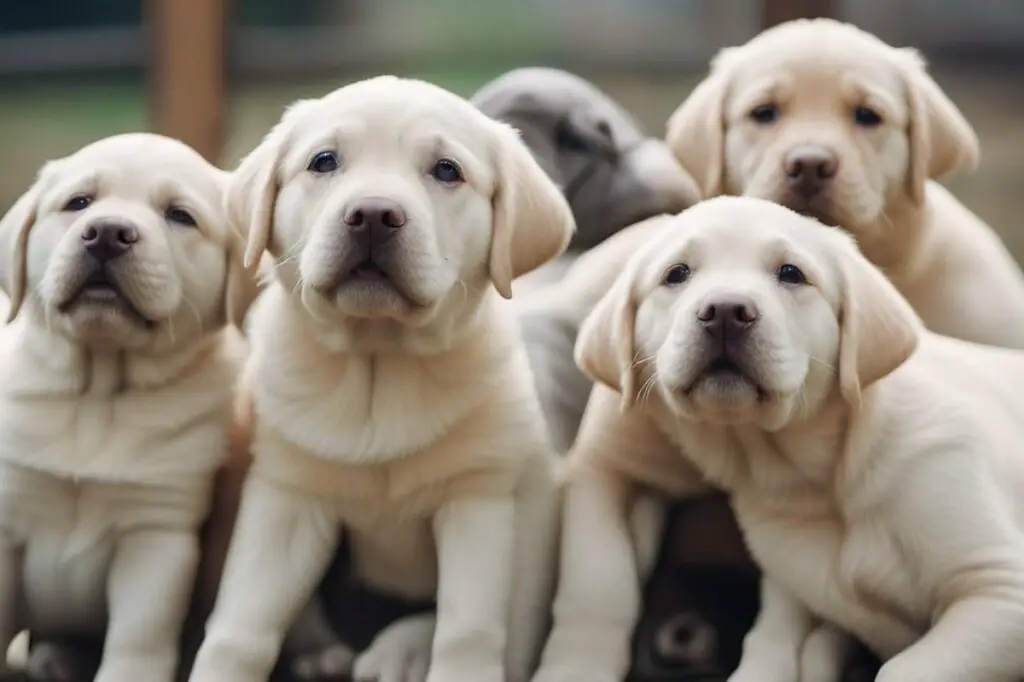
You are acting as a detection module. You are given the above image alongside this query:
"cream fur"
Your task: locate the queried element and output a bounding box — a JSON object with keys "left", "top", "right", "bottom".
{"left": 537, "top": 196, "right": 1024, "bottom": 682}
{"left": 0, "top": 133, "right": 255, "bottom": 682}
{"left": 188, "top": 76, "right": 574, "bottom": 682}
{"left": 665, "top": 18, "right": 1024, "bottom": 349}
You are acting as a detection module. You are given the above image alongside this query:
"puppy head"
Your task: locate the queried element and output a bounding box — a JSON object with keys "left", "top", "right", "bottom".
{"left": 229, "top": 75, "right": 575, "bottom": 328}
{"left": 666, "top": 19, "right": 979, "bottom": 237}
{"left": 576, "top": 196, "right": 921, "bottom": 428}
{"left": 0, "top": 133, "right": 258, "bottom": 350}
{"left": 473, "top": 67, "right": 699, "bottom": 251}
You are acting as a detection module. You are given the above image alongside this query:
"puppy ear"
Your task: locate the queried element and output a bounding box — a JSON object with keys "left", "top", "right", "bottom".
{"left": 898, "top": 48, "right": 980, "bottom": 204}
{"left": 0, "top": 165, "right": 52, "bottom": 323}
{"left": 222, "top": 227, "right": 265, "bottom": 331}
{"left": 574, "top": 273, "right": 638, "bottom": 410}
{"left": 226, "top": 99, "right": 314, "bottom": 269}
{"left": 665, "top": 48, "right": 735, "bottom": 198}
{"left": 836, "top": 232, "right": 921, "bottom": 406}
{"left": 489, "top": 122, "right": 577, "bottom": 299}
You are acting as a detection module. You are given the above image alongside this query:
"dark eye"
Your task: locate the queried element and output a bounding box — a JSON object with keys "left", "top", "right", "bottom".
{"left": 62, "top": 195, "right": 92, "bottom": 212}
{"left": 853, "top": 106, "right": 882, "bottom": 128}
{"left": 663, "top": 264, "right": 691, "bottom": 287}
{"left": 431, "top": 158, "right": 464, "bottom": 185}
{"left": 166, "top": 206, "right": 197, "bottom": 227}
{"left": 777, "top": 264, "right": 807, "bottom": 285}
{"left": 307, "top": 151, "right": 340, "bottom": 174}
{"left": 749, "top": 104, "right": 779, "bottom": 125}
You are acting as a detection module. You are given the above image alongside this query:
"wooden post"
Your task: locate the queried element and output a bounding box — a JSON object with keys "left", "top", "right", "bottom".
{"left": 147, "top": 0, "right": 228, "bottom": 163}
{"left": 762, "top": 0, "right": 834, "bottom": 28}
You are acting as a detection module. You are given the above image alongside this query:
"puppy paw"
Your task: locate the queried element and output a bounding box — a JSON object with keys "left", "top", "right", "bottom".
{"left": 290, "top": 643, "right": 357, "bottom": 682}
{"left": 352, "top": 614, "right": 434, "bottom": 682}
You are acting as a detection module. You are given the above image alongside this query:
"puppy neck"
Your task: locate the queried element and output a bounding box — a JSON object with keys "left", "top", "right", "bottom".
{"left": 856, "top": 191, "right": 931, "bottom": 273}
{"left": 0, "top": 305, "right": 236, "bottom": 397}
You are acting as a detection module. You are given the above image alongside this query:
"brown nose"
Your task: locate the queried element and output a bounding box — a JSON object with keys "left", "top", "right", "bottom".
{"left": 783, "top": 145, "right": 838, "bottom": 198}
{"left": 697, "top": 294, "right": 759, "bottom": 339}
{"left": 343, "top": 197, "right": 407, "bottom": 247}
{"left": 81, "top": 221, "right": 138, "bottom": 262}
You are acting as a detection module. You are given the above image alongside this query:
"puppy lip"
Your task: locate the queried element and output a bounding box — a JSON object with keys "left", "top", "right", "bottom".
{"left": 684, "top": 355, "right": 770, "bottom": 402}
{"left": 349, "top": 259, "right": 390, "bottom": 282}
{"left": 58, "top": 269, "right": 156, "bottom": 329}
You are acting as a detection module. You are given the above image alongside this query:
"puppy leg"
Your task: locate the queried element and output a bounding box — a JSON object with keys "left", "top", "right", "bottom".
{"left": 284, "top": 599, "right": 356, "bottom": 682}
{"left": 531, "top": 470, "right": 641, "bottom": 682}
{"left": 799, "top": 623, "right": 856, "bottom": 682}
{"left": 427, "top": 496, "right": 515, "bottom": 682}
{"left": 352, "top": 614, "right": 435, "bottom": 682}
{"left": 93, "top": 530, "right": 200, "bottom": 682}
{"left": 0, "top": 531, "right": 22, "bottom": 677}
{"left": 188, "top": 476, "right": 339, "bottom": 682}
{"left": 727, "top": 576, "right": 816, "bottom": 682}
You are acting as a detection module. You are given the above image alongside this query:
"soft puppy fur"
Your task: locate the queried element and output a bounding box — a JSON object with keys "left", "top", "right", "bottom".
{"left": 472, "top": 67, "right": 699, "bottom": 453}
{"left": 665, "top": 18, "right": 1024, "bottom": 348}
{"left": 187, "top": 76, "right": 574, "bottom": 682}
{"left": 0, "top": 133, "right": 257, "bottom": 682}
{"left": 536, "top": 195, "right": 1024, "bottom": 682}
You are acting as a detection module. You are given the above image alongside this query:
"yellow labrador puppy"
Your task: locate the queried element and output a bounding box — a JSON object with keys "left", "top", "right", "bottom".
{"left": 187, "top": 76, "right": 574, "bottom": 682}
{"left": 666, "top": 18, "right": 1024, "bottom": 348}
{"left": 0, "top": 133, "right": 258, "bottom": 682}
{"left": 535, "top": 195, "right": 1024, "bottom": 682}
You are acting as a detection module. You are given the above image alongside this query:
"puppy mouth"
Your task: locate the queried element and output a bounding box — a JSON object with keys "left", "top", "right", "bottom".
{"left": 349, "top": 259, "right": 391, "bottom": 282}
{"left": 687, "top": 356, "right": 769, "bottom": 402}
{"left": 59, "top": 269, "right": 154, "bottom": 329}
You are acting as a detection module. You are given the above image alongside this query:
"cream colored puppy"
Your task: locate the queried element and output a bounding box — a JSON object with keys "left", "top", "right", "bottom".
{"left": 0, "top": 133, "right": 258, "bottom": 682}
{"left": 187, "top": 75, "right": 574, "bottom": 682}
{"left": 535, "top": 196, "right": 1024, "bottom": 682}
{"left": 666, "top": 18, "right": 1024, "bottom": 348}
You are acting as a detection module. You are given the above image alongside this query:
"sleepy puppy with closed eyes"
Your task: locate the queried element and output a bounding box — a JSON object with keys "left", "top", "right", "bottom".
{"left": 187, "top": 75, "right": 574, "bottom": 682}
{"left": 0, "top": 133, "right": 258, "bottom": 682}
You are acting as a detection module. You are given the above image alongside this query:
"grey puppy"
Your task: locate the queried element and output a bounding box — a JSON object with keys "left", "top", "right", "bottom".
{"left": 473, "top": 67, "right": 699, "bottom": 452}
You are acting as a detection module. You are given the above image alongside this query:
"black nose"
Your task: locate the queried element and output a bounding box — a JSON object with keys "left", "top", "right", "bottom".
{"left": 343, "top": 197, "right": 407, "bottom": 247}
{"left": 697, "top": 294, "right": 759, "bottom": 339}
{"left": 81, "top": 221, "right": 138, "bottom": 262}
{"left": 784, "top": 145, "right": 838, "bottom": 198}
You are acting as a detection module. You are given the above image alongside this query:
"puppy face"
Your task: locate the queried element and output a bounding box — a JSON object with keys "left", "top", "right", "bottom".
{"left": 0, "top": 133, "right": 257, "bottom": 350}
{"left": 575, "top": 197, "right": 921, "bottom": 429}
{"left": 230, "top": 75, "right": 575, "bottom": 328}
{"left": 666, "top": 19, "right": 979, "bottom": 240}
{"left": 473, "top": 67, "right": 699, "bottom": 251}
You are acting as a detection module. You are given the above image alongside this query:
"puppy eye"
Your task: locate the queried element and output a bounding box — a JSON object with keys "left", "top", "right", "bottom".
{"left": 853, "top": 106, "right": 882, "bottom": 128}
{"left": 663, "top": 264, "right": 691, "bottom": 287}
{"left": 166, "top": 207, "right": 197, "bottom": 227}
{"left": 749, "top": 104, "right": 779, "bottom": 125}
{"left": 777, "top": 264, "right": 808, "bottom": 285}
{"left": 307, "top": 151, "right": 340, "bottom": 175}
{"left": 431, "top": 159, "right": 464, "bottom": 185}
{"left": 62, "top": 195, "right": 92, "bottom": 212}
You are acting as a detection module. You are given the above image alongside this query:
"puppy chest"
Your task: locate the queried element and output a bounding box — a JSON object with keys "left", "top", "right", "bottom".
{"left": 344, "top": 514, "right": 437, "bottom": 599}
{"left": 735, "top": 500, "right": 927, "bottom": 656}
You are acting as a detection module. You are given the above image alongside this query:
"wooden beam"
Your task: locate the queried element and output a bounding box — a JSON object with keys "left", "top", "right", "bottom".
{"left": 147, "top": 0, "right": 228, "bottom": 163}
{"left": 762, "top": 0, "right": 834, "bottom": 29}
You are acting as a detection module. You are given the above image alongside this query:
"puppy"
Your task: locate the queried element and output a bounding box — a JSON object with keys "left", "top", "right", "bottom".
{"left": 0, "top": 133, "right": 258, "bottom": 682}
{"left": 665, "top": 18, "right": 1024, "bottom": 348}
{"left": 536, "top": 195, "right": 1024, "bottom": 682}
{"left": 186, "top": 76, "right": 574, "bottom": 682}
{"left": 472, "top": 67, "right": 698, "bottom": 454}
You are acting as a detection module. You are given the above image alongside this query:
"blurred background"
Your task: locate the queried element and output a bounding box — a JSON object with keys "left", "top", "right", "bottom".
{"left": 1, "top": 0, "right": 1023, "bottom": 254}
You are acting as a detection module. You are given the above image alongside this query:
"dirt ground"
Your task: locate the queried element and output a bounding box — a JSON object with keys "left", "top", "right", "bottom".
{"left": 1, "top": 64, "right": 1023, "bottom": 258}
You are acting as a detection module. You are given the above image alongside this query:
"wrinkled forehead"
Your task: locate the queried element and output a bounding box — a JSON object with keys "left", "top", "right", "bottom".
{"left": 48, "top": 142, "right": 224, "bottom": 210}
{"left": 282, "top": 93, "right": 497, "bottom": 182}
{"left": 724, "top": 34, "right": 905, "bottom": 111}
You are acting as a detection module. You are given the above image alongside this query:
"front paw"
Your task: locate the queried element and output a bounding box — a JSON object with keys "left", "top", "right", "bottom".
{"left": 290, "top": 643, "right": 356, "bottom": 682}
{"left": 529, "top": 664, "right": 619, "bottom": 682}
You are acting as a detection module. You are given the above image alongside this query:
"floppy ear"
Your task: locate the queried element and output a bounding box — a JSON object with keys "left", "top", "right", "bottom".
{"left": 574, "top": 273, "right": 638, "bottom": 411}
{"left": 226, "top": 99, "right": 314, "bottom": 269}
{"left": 0, "top": 165, "right": 53, "bottom": 323}
{"left": 222, "top": 226, "right": 265, "bottom": 331}
{"left": 898, "top": 48, "right": 980, "bottom": 204}
{"left": 836, "top": 234, "right": 922, "bottom": 406}
{"left": 489, "top": 122, "right": 577, "bottom": 299}
{"left": 665, "top": 48, "right": 735, "bottom": 198}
